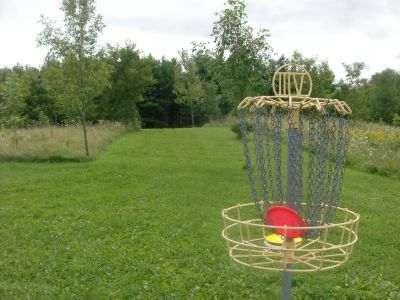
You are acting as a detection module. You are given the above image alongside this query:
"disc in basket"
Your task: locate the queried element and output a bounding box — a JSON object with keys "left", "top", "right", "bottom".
{"left": 265, "top": 206, "right": 307, "bottom": 239}
{"left": 264, "top": 233, "right": 303, "bottom": 249}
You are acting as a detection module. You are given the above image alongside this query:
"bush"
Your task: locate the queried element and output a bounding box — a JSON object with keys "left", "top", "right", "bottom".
{"left": 231, "top": 121, "right": 253, "bottom": 139}
{"left": 392, "top": 113, "right": 400, "bottom": 127}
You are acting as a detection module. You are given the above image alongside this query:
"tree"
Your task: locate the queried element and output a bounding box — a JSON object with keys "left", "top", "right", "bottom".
{"left": 174, "top": 50, "right": 205, "bottom": 127}
{"left": 139, "top": 57, "right": 179, "bottom": 128}
{"left": 368, "top": 69, "right": 400, "bottom": 124}
{"left": 343, "top": 62, "right": 366, "bottom": 87}
{"left": 97, "top": 43, "right": 155, "bottom": 126}
{"left": 211, "top": 0, "right": 272, "bottom": 108}
{"left": 191, "top": 42, "right": 221, "bottom": 121}
{"left": 335, "top": 62, "right": 369, "bottom": 120}
{"left": 37, "top": 0, "right": 110, "bottom": 157}
{"left": 21, "top": 66, "right": 56, "bottom": 126}
{"left": 0, "top": 70, "right": 29, "bottom": 128}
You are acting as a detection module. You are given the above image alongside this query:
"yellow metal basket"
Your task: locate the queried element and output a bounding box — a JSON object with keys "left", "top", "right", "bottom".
{"left": 222, "top": 202, "right": 359, "bottom": 273}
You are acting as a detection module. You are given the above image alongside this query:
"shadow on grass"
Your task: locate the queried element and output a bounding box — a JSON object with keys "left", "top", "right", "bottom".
{"left": 0, "top": 155, "right": 92, "bottom": 163}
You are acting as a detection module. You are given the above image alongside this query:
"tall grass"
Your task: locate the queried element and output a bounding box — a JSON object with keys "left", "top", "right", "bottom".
{"left": 0, "top": 122, "right": 129, "bottom": 162}
{"left": 347, "top": 120, "right": 400, "bottom": 176}
{"left": 208, "top": 116, "right": 400, "bottom": 177}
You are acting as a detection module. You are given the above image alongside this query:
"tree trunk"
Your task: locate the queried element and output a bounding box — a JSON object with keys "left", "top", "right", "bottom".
{"left": 190, "top": 101, "right": 195, "bottom": 127}
{"left": 80, "top": 110, "right": 90, "bottom": 157}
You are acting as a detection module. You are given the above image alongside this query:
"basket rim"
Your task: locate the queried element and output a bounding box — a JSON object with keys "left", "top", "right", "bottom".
{"left": 222, "top": 202, "right": 360, "bottom": 230}
{"left": 222, "top": 223, "right": 358, "bottom": 252}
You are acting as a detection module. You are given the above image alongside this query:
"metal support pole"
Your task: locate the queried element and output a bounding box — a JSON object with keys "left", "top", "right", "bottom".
{"left": 282, "top": 267, "right": 292, "bottom": 300}
{"left": 286, "top": 109, "right": 302, "bottom": 211}
{"left": 282, "top": 238, "right": 295, "bottom": 300}
{"left": 282, "top": 108, "right": 301, "bottom": 299}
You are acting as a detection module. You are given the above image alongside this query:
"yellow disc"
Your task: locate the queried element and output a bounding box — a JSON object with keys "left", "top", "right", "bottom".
{"left": 265, "top": 233, "right": 302, "bottom": 245}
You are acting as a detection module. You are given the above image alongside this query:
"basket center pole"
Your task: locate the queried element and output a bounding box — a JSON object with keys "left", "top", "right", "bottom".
{"left": 282, "top": 238, "right": 295, "bottom": 299}
{"left": 286, "top": 108, "right": 302, "bottom": 211}
{"left": 283, "top": 108, "right": 301, "bottom": 299}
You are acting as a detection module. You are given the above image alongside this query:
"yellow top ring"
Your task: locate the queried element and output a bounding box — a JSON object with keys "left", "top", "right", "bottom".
{"left": 272, "top": 64, "right": 312, "bottom": 97}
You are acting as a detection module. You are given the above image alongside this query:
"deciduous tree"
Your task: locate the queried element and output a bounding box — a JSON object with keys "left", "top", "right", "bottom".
{"left": 174, "top": 50, "right": 205, "bottom": 127}
{"left": 0, "top": 70, "right": 29, "bottom": 127}
{"left": 38, "top": 0, "right": 110, "bottom": 157}
{"left": 98, "top": 43, "right": 155, "bottom": 126}
{"left": 211, "top": 0, "right": 272, "bottom": 108}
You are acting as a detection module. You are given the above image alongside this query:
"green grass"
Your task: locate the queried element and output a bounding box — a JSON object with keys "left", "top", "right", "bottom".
{"left": 0, "top": 127, "right": 399, "bottom": 299}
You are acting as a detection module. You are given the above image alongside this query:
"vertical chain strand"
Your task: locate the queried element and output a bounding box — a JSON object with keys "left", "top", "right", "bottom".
{"left": 263, "top": 107, "right": 274, "bottom": 204}
{"left": 253, "top": 111, "right": 270, "bottom": 211}
{"left": 239, "top": 110, "right": 265, "bottom": 223}
{"left": 271, "top": 108, "right": 283, "bottom": 205}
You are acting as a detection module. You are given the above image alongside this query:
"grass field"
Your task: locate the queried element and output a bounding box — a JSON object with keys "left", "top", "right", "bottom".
{"left": 0, "top": 127, "right": 399, "bottom": 299}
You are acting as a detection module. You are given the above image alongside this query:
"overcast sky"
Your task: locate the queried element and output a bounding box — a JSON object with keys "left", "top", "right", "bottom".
{"left": 1, "top": 0, "right": 399, "bottom": 80}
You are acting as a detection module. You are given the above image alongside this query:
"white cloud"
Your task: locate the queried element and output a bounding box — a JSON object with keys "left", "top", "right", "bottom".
{"left": 248, "top": 0, "right": 400, "bottom": 79}
{"left": 0, "top": 0, "right": 399, "bottom": 80}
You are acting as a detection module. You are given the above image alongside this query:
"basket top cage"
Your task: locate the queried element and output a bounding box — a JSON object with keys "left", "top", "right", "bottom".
{"left": 238, "top": 63, "right": 352, "bottom": 116}
{"left": 237, "top": 64, "right": 352, "bottom": 239}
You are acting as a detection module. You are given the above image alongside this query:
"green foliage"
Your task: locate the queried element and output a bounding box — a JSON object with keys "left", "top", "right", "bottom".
{"left": 0, "top": 128, "right": 399, "bottom": 298}
{"left": 139, "top": 58, "right": 179, "bottom": 128}
{"left": 23, "top": 67, "right": 57, "bottom": 125}
{"left": 343, "top": 62, "right": 367, "bottom": 86}
{"left": 393, "top": 113, "right": 400, "bottom": 126}
{"left": 0, "top": 71, "right": 29, "bottom": 128}
{"left": 98, "top": 43, "right": 155, "bottom": 125}
{"left": 335, "top": 62, "right": 370, "bottom": 120}
{"left": 174, "top": 50, "right": 206, "bottom": 127}
{"left": 211, "top": 0, "right": 272, "bottom": 107}
{"left": 230, "top": 121, "right": 252, "bottom": 139}
{"left": 368, "top": 68, "right": 400, "bottom": 124}
{"left": 35, "top": 109, "right": 51, "bottom": 127}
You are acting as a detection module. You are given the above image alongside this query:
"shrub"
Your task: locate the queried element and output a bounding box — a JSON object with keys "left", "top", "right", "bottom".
{"left": 231, "top": 121, "right": 253, "bottom": 139}
{"left": 392, "top": 113, "right": 400, "bottom": 127}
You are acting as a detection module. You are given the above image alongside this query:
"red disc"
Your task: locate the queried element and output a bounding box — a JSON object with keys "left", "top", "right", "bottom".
{"left": 265, "top": 206, "right": 307, "bottom": 238}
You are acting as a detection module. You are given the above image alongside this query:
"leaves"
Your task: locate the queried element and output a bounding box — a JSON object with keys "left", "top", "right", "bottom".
{"left": 98, "top": 43, "right": 155, "bottom": 124}
{"left": 0, "top": 71, "right": 29, "bottom": 127}
{"left": 174, "top": 50, "right": 206, "bottom": 126}
{"left": 211, "top": 0, "right": 272, "bottom": 105}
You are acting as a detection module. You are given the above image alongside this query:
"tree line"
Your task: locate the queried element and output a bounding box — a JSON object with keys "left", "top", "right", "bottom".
{"left": 0, "top": 0, "right": 399, "bottom": 150}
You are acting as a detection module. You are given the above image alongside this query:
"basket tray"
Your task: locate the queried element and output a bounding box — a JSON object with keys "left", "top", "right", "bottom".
{"left": 222, "top": 202, "right": 359, "bottom": 272}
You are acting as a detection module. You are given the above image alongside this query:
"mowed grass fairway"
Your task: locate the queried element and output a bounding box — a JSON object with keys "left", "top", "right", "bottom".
{"left": 0, "top": 128, "right": 399, "bottom": 299}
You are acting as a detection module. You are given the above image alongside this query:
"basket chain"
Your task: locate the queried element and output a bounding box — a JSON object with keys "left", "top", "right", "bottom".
{"left": 239, "top": 105, "right": 350, "bottom": 234}
{"left": 239, "top": 110, "right": 265, "bottom": 223}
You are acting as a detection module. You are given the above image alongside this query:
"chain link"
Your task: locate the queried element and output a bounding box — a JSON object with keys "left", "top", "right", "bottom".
{"left": 271, "top": 108, "right": 283, "bottom": 205}
{"left": 239, "top": 104, "right": 350, "bottom": 237}
{"left": 253, "top": 111, "right": 269, "bottom": 211}
{"left": 239, "top": 110, "right": 265, "bottom": 223}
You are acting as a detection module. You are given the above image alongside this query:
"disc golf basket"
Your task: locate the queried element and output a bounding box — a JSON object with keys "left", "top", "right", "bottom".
{"left": 221, "top": 64, "right": 360, "bottom": 299}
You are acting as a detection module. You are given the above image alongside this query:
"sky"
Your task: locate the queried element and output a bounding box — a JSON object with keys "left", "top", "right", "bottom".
{"left": 0, "top": 0, "right": 399, "bottom": 80}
